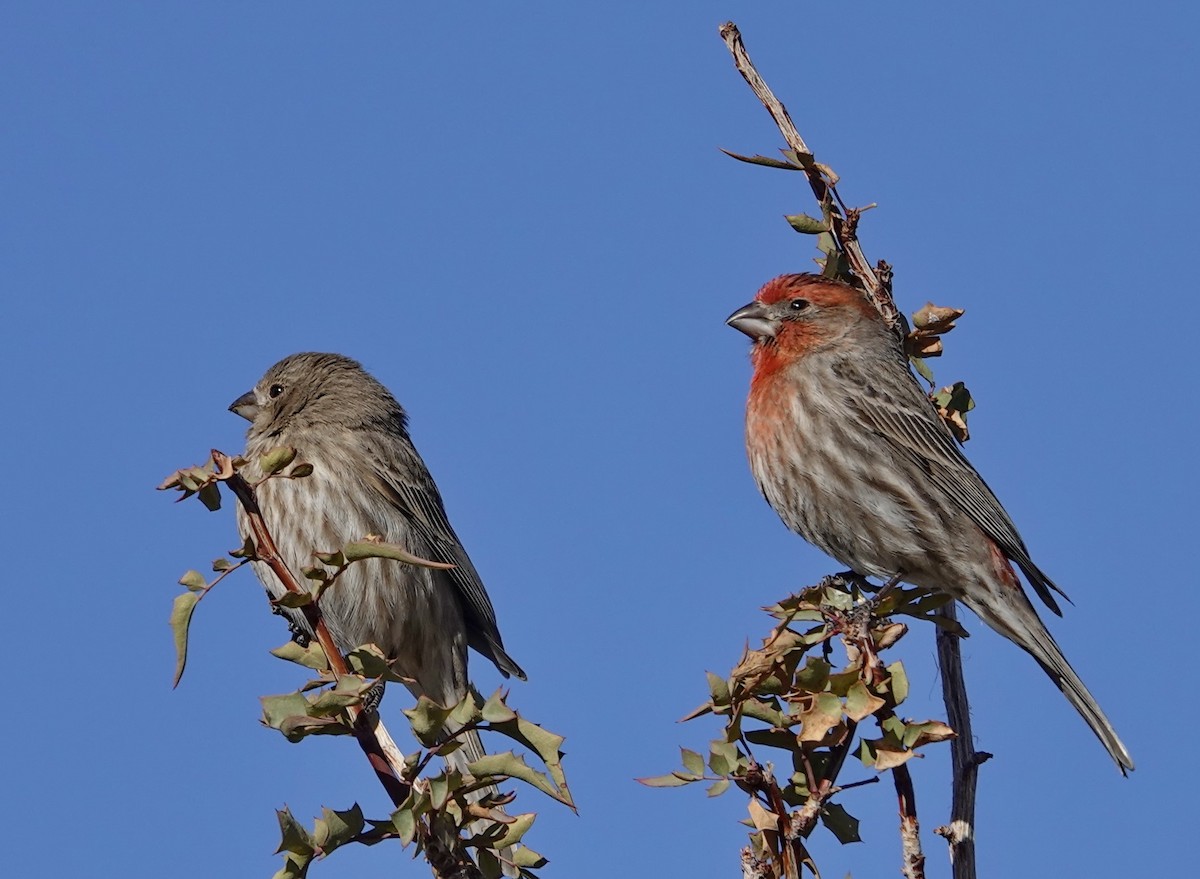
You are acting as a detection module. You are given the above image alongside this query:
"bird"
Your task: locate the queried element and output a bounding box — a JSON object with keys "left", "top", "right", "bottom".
{"left": 726, "top": 273, "right": 1133, "bottom": 772}
{"left": 229, "top": 352, "right": 525, "bottom": 778}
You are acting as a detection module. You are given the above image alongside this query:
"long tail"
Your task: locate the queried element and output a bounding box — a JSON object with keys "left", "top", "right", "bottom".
{"left": 443, "top": 725, "right": 519, "bottom": 877}
{"left": 962, "top": 570, "right": 1134, "bottom": 774}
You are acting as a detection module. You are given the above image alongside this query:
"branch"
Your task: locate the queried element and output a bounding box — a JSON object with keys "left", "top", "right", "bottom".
{"left": 893, "top": 763, "right": 926, "bottom": 879}
{"left": 718, "top": 21, "right": 903, "bottom": 339}
{"left": 933, "top": 604, "right": 992, "bottom": 879}
{"left": 212, "top": 449, "right": 415, "bottom": 807}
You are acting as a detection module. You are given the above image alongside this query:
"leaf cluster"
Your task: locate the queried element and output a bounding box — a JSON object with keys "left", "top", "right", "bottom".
{"left": 160, "top": 449, "right": 574, "bottom": 878}
{"left": 640, "top": 575, "right": 957, "bottom": 878}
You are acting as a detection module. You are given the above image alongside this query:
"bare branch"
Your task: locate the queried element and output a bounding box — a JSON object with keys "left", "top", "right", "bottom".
{"left": 934, "top": 603, "right": 992, "bottom": 879}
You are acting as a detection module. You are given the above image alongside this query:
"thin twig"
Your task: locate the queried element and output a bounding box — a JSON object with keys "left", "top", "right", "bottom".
{"left": 893, "top": 763, "right": 926, "bottom": 879}
{"left": 718, "top": 21, "right": 904, "bottom": 338}
{"left": 933, "top": 604, "right": 991, "bottom": 879}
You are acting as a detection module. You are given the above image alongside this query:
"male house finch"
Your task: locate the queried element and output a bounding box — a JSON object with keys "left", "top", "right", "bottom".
{"left": 727, "top": 274, "right": 1133, "bottom": 772}
{"left": 230, "top": 352, "right": 525, "bottom": 773}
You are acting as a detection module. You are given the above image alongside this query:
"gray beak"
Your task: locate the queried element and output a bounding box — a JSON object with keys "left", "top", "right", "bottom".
{"left": 229, "top": 390, "right": 260, "bottom": 422}
{"left": 726, "top": 300, "right": 777, "bottom": 341}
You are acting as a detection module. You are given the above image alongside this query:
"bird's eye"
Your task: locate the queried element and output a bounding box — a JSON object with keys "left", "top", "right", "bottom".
{"left": 790, "top": 298, "right": 810, "bottom": 311}
{"left": 269, "top": 383, "right": 285, "bottom": 398}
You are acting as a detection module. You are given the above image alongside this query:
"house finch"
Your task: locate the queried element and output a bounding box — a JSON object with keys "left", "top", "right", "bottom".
{"left": 229, "top": 352, "right": 525, "bottom": 776}
{"left": 727, "top": 274, "right": 1133, "bottom": 772}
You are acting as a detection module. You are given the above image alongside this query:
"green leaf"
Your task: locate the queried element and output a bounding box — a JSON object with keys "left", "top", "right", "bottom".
{"left": 260, "top": 446, "right": 298, "bottom": 476}
{"left": 486, "top": 715, "right": 571, "bottom": 804}
{"left": 912, "top": 356, "right": 935, "bottom": 384}
{"left": 274, "top": 591, "right": 313, "bottom": 608}
{"left": 886, "top": 661, "right": 909, "bottom": 705}
{"left": 211, "top": 557, "right": 234, "bottom": 573}
{"left": 708, "top": 740, "right": 739, "bottom": 776}
{"left": 309, "top": 689, "right": 362, "bottom": 716}
{"left": 719, "top": 148, "right": 802, "bottom": 170}
{"left": 275, "top": 807, "right": 315, "bottom": 856}
{"left": 820, "top": 802, "right": 862, "bottom": 844}
{"left": 260, "top": 692, "right": 312, "bottom": 730}
{"left": 844, "top": 681, "right": 886, "bottom": 722}
{"left": 815, "top": 231, "right": 838, "bottom": 256}
{"left": 278, "top": 714, "right": 351, "bottom": 741}
{"left": 391, "top": 806, "right": 417, "bottom": 847}
{"left": 270, "top": 640, "right": 329, "bottom": 671}
{"left": 197, "top": 482, "right": 222, "bottom": 511}
{"left": 903, "top": 719, "right": 955, "bottom": 749}
{"left": 744, "top": 729, "right": 800, "bottom": 753}
{"left": 289, "top": 463, "right": 315, "bottom": 478}
{"left": 680, "top": 747, "right": 704, "bottom": 776}
{"left": 707, "top": 779, "right": 731, "bottom": 797}
{"left": 488, "top": 811, "right": 536, "bottom": 849}
{"left": 469, "top": 752, "right": 572, "bottom": 805}
{"left": 312, "top": 804, "right": 364, "bottom": 852}
{"left": 346, "top": 644, "right": 393, "bottom": 678}
{"left": 795, "top": 657, "right": 832, "bottom": 693}
{"left": 636, "top": 772, "right": 695, "bottom": 788}
{"left": 271, "top": 853, "right": 311, "bottom": 879}
{"left": 707, "top": 672, "right": 731, "bottom": 708}
{"left": 342, "top": 540, "right": 455, "bottom": 569}
{"left": 169, "top": 591, "right": 200, "bottom": 688}
{"left": 403, "top": 696, "right": 454, "bottom": 747}
{"left": 178, "top": 570, "right": 207, "bottom": 592}
{"left": 482, "top": 688, "right": 518, "bottom": 723}
{"left": 741, "top": 698, "right": 787, "bottom": 727}
{"left": 510, "top": 845, "right": 548, "bottom": 868}
{"left": 785, "top": 213, "right": 830, "bottom": 234}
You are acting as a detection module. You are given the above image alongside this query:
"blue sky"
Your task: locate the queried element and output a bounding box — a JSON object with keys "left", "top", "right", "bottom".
{"left": 4, "top": 3, "right": 1196, "bottom": 877}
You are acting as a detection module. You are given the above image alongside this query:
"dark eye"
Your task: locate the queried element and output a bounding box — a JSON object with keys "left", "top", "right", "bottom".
{"left": 790, "top": 298, "right": 810, "bottom": 311}
{"left": 269, "top": 383, "right": 285, "bottom": 398}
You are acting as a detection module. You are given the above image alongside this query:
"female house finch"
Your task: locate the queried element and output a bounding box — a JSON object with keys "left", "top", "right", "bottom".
{"left": 229, "top": 352, "right": 525, "bottom": 773}
{"left": 727, "top": 274, "right": 1133, "bottom": 772}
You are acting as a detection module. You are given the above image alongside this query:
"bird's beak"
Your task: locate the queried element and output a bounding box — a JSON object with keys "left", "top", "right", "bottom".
{"left": 229, "top": 390, "right": 260, "bottom": 422}
{"left": 726, "top": 300, "right": 777, "bottom": 340}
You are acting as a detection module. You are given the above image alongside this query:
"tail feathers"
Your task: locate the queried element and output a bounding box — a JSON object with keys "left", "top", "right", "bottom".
{"left": 965, "top": 594, "right": 1134, "bottom": 774}
{"left": 1029, "top": 642, "right": 1135, "bottom": 774}
{"left": 443, "top": 726, "right": 519, "bottom": 877}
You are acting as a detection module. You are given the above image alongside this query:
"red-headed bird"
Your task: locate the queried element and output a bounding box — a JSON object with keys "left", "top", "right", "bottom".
{"left": 727, "top": 273, "right": 1132, "bottom": 772}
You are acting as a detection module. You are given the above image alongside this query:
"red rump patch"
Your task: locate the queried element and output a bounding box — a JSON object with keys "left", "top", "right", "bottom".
{"left": 987, "top": 540, "right": 1022, "bottom": 592}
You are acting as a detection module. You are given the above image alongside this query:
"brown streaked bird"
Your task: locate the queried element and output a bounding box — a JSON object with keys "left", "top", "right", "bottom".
{"left": 727, "top": 274, "right": 1132, "bottom": 772}
{"left": 230, "top": 352, "right": 525, "bottom": 777}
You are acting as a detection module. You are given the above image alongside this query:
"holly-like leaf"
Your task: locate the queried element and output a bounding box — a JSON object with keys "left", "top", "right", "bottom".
{"left": 403, "top": 696, "right": 455, "bottom": 746}
{"left": 275, "top": 807, "right": 315, "bottom": 856}
{"left": 312, "top": 804, "right": 364, "bottom": 853}
{"left": 820, "top": 802, "right": 862, "bottom": 844}
{"left": 470, "top": 752, "right": 573, "bottom": 806}
{"left": 797, "top": 692, "right": 844, "bottom": 742}
{"left": 197, "top": 482, "right": 222, "bottom": 511}
{"left": 844, "top": 681, "right": 886, "bottom": 722}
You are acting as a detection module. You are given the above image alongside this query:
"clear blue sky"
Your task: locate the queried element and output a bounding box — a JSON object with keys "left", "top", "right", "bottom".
{"left": 4, "top": 3, "right": 1195, "bottom": 877}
